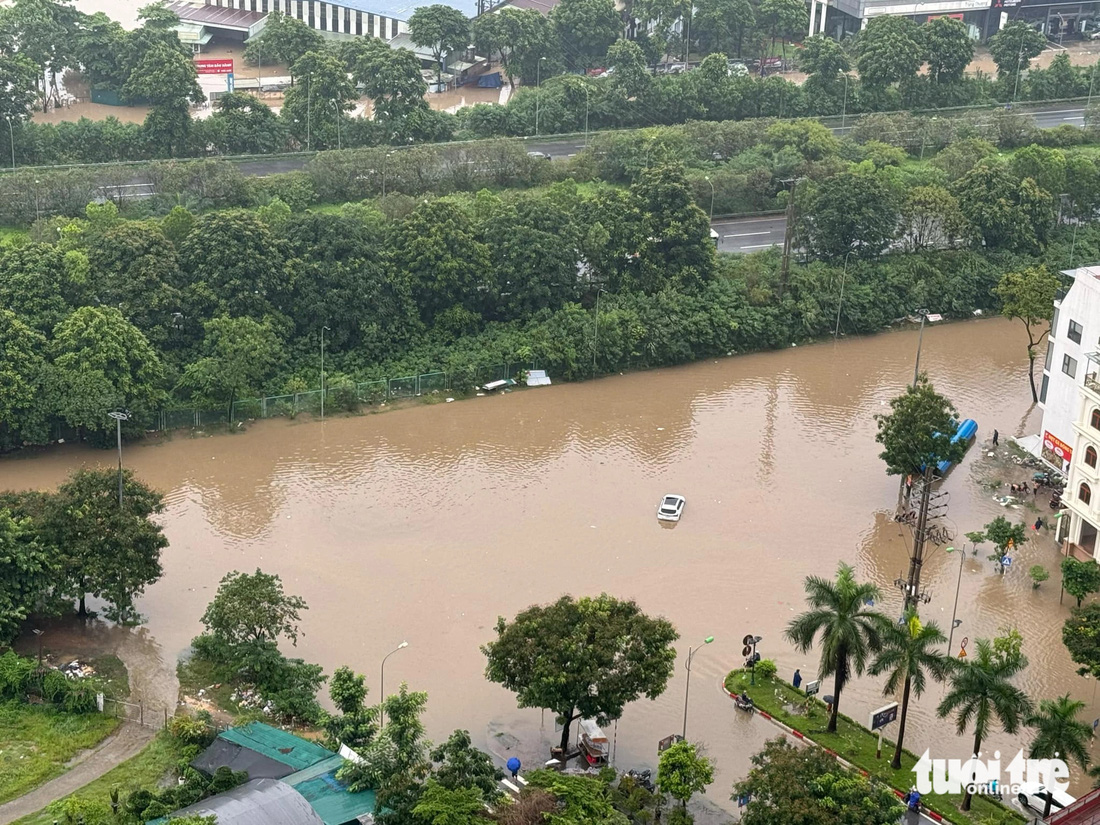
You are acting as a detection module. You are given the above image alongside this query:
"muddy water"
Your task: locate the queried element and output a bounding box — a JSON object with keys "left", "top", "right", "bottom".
{"left": 2, "top": 317, "right": 1089, "bottom": 809}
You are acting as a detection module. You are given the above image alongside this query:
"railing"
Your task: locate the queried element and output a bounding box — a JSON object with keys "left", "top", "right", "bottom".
{"left": 1085, "top": 372, "right": 1100, "bottom": 395}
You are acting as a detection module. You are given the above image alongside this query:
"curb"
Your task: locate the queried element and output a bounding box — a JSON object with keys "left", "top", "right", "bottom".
{"left": 723, "top": 682, "right": 948, "bottom": 824}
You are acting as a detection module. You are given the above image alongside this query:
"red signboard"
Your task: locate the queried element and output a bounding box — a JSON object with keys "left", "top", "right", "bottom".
{"left": 194, "top": 58, "right": 234, "bottom": 75}
{"left": 1044, "top": 430, "right": 1073, "bottom": 463}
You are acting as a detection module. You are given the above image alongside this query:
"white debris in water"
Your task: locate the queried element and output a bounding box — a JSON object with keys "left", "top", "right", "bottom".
{"left": 446, "top": 398, "right": 455, "bottom": 403}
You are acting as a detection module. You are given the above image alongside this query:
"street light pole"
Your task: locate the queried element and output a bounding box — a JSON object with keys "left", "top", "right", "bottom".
{"left": 382, "top": 150, "right": 393, "bottom": 198}
{"left": 592, "top": 288, "right": 606, "bottom": 377}
{"left": 4, "top": 117, "right": 13, "bottom": 170}
{"left": 535, "top": 57, "right": 546, "bottom": 136}
{"left": 306, "top": 72, "right": 312, "bottom": 151}
{"left": 107, "top": 411, "right": 130, "bottom": 509}
{"left": 834, "top": 250, "right": 854, "bottom": 338}
{"left": 584, "top": 84, "right": 590, "bottom": 148}
{"left": 704, "top": 175, "right": 715, "bottom": 222}
{"left": 681, "top": 636, "right": 714, "bottom": 739}
{"left": 841, "top": 73, "right": 848, "bottom": 130}
{"left": 320, "top": 326, "right": 330, "bottom": 419}
{"left": 945, "top": 546, "right": 964, "bottom": 658}
{"left": 379, "top": 641, "right": 409, "bottom": 730}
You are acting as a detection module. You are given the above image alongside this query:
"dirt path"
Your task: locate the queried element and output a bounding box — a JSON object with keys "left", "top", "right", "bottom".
{"left": 0, "top": 723, "right": 154, "bottom": 825}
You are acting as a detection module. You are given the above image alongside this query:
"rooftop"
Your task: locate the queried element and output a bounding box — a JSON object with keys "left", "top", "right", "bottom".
{"left": 214, "top": 722, "right": 335, "bottom": 773}
{"left": 322, "top": 0, "right": 478, "bottom": 20}
{"left": 166, "top": 0, "right": 265, "bottom": 30}
{"left": 285, "top": 754, "right": 377, "bottom": 825}
{"left": 149, "top": 778, "right": 324, "bottom": 825}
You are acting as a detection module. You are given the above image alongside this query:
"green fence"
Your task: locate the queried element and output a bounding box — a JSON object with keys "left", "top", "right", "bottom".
{"left": 163, "top": 363, "right": 538, "bottom": 434}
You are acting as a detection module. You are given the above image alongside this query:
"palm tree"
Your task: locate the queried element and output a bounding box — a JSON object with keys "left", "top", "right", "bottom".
{"left": 870, "top": 610, "right": 953, "bottom": 769}
{"left": 785, "top": 562, "right": 889, "bottom": 733}
{"left": 1027, "top": 693, "right": 1093, "bottom": 772}
{"left": 937, "top": 638, "right": 1032, "bottom": 811}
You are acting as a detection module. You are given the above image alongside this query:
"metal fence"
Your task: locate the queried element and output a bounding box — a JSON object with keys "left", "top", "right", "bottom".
{"left": 102, "top": 696, "right": 170, "bottom": 730}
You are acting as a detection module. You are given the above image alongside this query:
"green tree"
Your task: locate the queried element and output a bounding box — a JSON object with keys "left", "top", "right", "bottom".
{"left": 954, "top": 160, "right": 1054, "bottom": 252}
{"left": 874, "top": 375, "right": 965, "bottom": 478}
{"left": 1027, "top": 694, "right": 1092, "bottom": 772}
{"left": 937, "top": 638, "right": 1032, "bottom": 811}
{"left": 988, "top": 21, "right": 1046, "bottom": 83}
{"left": 994, "top": 265, "right": 1059, "bottom": 402}
{"left": 206, "top": 92, "right": 286, "bottom": 155}
{"left": 784, "top": 562, "right": 889, "bottom": 733}
{"left": 412, "top": 781, "right": 486, "bottom": 825}
{"left": 1063, "top": 602, "right": 1100, "bottom": 678}
{"left": 473, "top": 7, "right": 558, "bottom": 87}
{"left": 429, "top": 729, "right": 504, "bottom": 800}
{"left": 0, "top": 242, "right": 81, "bottom": 335}
{"left": 798, "top": 33, "right": 849, "bottom": 78}
{"left": 734, "top": 738, "right": 903, "bottom": 825}
{"left": 0, "top": 509, "right": 51, "bottom": 643}
{"left": 350, "top": 41, "right": 430, "bottom": 139}
{"left": 195, "top": 568, "right": 308, "bottom": 668}
{"left": 483, "top": 593, "right": 678, "bottom": 752}
{"left": 758, "top": 0, "right": 806, "bottom": 56}
{"left": 922, "top": 16, "right": 973, "bottom": 84}
{"left": 177, "top": 316, "right": 283, "bottom": 418}
{"left": 283, "top": 50, "right": 358, "bottom": 150}
{"left": 408, "top": 4, "right": 469, "bottom": 87}
{"left": 0, "top": 309, "right": 48, "bottom": 446}
{"left": 1062, "top": 557, "right": 1100, "bottom": 608}
{"left": 550, "top": 0, "right": 621, "bottom": 70}
{"left": 975, "top": 516, "right": 1028, "bottom": 567}
{"left": 122, "top": 40, "right": 204, "bottom": 156}
{"left": 1009, "top": 145, "right": 1067, "bottom": 201}
{"left": 657, "top": 740, "right": 714, "bottom": 810}
{"left": 323, "top": 666, "right": 375, "bottom": 752}
{"left": 160, "top": 205, "right": 195, "bottom": 248}
{"left": 801, "top": 168, "right": 900, "bottom": 260}
{"left": 41, "top": 468, "right": 168, "bottom": 620}
{"left": 523, "top": 770, "right": 626, "bottom": 824}
{"left": 898, "top": 185, "right": 971, "bottom": 252}
{"left": 606, "top": 38, "right": 651, "bottom": 99}
{"left": 0, "top": 53, "right": 38, "bottom": 128}
{"left": 869, "top": 611, "right": 952, "bottom": 769}
{"left": 856, "top": 16, "right": 922, "bottom": 87}
{"left": 694, "top": 0, "right": 755, "bottom": 58}
{"left": 48, "top": 306, "right": 166, "bottom": 435}
{"left": 632, "top": 162, "right": 716, "bottom": 292}
{"left": 243, "top": 9, "right": 324, "bottom": 67}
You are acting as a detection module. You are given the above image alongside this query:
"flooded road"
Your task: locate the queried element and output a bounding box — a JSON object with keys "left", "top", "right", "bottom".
{"left": 2, "top": 316, "right": 1086, "bottom": 809}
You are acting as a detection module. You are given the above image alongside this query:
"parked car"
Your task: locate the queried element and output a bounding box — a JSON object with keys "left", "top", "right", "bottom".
{"left": 1017, "top": 782, "right": 1075, "bottom": 815}
{"left": 527, "top": 151, "right": 552, "bottom": 161}
{"left": 657, "top": 494, "right": 686, "bottom": 522}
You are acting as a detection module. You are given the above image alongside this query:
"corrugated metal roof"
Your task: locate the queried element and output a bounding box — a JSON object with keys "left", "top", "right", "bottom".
{"left": 285, "top": 755, "right": 377, "bottom": 825}
{"left": 217, "top": 722, "right": 335, "bottom": 773}
{"left": 166, "top": 0, "right": 265, "bottom": 29}
{"left": 191, "top": 737, "right": 298, "bottom": 780}
{"left": 150, "top": 778, "right": 324, "bottom": 825}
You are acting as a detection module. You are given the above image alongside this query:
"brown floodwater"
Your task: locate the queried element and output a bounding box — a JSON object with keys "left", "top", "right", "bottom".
{"left": 2, "top": 316, "right": 1091, "bottom": 811}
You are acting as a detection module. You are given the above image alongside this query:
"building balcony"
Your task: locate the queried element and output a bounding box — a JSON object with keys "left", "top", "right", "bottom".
{"left": 1085, "top": 373, "right": 1100, "bottom": 404}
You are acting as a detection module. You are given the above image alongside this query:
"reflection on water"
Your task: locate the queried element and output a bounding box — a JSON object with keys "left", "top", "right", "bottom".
{"left": 3, "top": 317, "right": 1090, "bottom": 807}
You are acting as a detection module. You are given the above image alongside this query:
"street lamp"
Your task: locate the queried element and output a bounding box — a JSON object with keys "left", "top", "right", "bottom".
{"left": 703, "top": 175, "right": 715, "bottom": 222}
{"left": 841, "top": 73, "right": 849, "bottom": 130}
{"left": 535, "top": 57, "right": 547, "bottom": 137}
{"left": 320, "top": 326, "right": 330, "bottom": 419}
{"left": 912, "top": 307, "right": 931, "bottom": 387}
{"left": 834, "top": 250, "right": 855, "bottom": 338}
{"left": 592, "top": 287, "right": 607, "bottom": 377}
{"left": 945, "top": 546, "right": 964, "bottom": 659}
{"left": 382, "top": 150, "right": 394, "bottom": 198}
{"left": 682, "top": 635, "right": 714, "bottom": 739}
{"left": 107, "top": 410, "right": 130, "bottom": 509}
{"left": 32, "top": 628, "right": 43, "bottom": 670}
{"left": 306, "top": 72, "right": 313, "bottom": 151}
{"left": 584, "top": 83, "right": 590, "bottom": 149}
{"left": 379, "top": 641, "right": 409, "bottom": 729}
{"left": 4, "top": 117, "right": 13, "bottom": 170}
{"left": 747, "top": 634, "right": 763, "bottom": 685}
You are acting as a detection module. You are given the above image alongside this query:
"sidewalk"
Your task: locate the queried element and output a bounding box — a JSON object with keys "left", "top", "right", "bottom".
{"left": 0, "top": 723, "right": 154, "bottom": 825}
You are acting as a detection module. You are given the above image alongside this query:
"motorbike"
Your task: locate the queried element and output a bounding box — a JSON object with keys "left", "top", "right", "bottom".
{"left": 1051, "top": 492, "right": 1063, "bottom": 511}
{"left": 627, "top": 769, "right": 655, "bottom": 793}
{"left": 735, "top": 694, "right": 755, "bottom": 712}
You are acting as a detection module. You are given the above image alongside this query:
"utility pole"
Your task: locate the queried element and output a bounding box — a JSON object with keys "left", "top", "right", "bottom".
{"left": 778, "top": 178, "right": 800, "bottom": 299}
{"left": 901, "top": 469, "right": 934, "bottom": 610}
{"left": 107, "top": 410, "right": 130, "bottom": 509}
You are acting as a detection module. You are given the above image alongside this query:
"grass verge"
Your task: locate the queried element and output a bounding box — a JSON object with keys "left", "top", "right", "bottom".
{"left": 9, "top": 732, "right": 183, "bottom": 825}
{"left": 0, "top": 702, "right": 120, "bottom": 806}
{"left": 724, "top": 670, "right": 1026, "bottom": 825}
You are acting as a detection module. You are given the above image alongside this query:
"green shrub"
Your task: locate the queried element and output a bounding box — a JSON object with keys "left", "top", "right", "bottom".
{"left": 755, "top": 659, "right": 778, "bottom": 679}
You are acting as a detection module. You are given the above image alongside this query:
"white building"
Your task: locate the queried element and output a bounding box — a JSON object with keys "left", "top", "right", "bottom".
{"left": 1037, "top": 266, "right": 1100, "bottom": 559}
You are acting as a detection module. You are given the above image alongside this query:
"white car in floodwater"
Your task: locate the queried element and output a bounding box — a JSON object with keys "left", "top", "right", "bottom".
{"left": 1017, "top": 782, "right": 1075, "bottom": 816}
{"left": 657, "top": 495, "right": 686, "bottom": 522}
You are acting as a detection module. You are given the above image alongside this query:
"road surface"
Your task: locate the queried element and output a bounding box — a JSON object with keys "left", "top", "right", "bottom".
{"left": 712, "top": 214, "right": 787, "bottom": 253}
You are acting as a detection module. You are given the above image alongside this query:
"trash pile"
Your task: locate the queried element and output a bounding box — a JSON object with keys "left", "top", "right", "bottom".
{"left": 60, "top": 660, "right": 96, "bottom": 679}
{"left": 230, "top": 686, "right": 275, "bottom": 715}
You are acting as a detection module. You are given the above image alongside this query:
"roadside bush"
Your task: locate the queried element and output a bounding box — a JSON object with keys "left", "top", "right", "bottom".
{"left": 168, "top": 715, "right": 214, "bottom": 746}
{"left": 755, "top": 659, "right": 778, "bottom": 679}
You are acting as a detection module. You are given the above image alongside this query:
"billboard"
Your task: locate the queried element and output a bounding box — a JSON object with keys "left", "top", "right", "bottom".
{"left": 195, "top": 58, "right": 234, "bottom": 75}
{"left": 1043, "top": 430, "right": 1073, "bottom": 463}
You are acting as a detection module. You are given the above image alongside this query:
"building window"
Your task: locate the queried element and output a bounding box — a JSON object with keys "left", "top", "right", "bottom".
{"left": 296, "top": 0, "right": 303, "bottom": 18}
{"left": 1041, "top": 373, "right": 1049, "bottom": 404}
{"left": 1064, "top": 354, "right": 1078, "bottom": 378}
{"left": 308, "top": 0, "right": 315, "bottom": 27}
{"left": 1070, "top": 320, "right": 1084, "bottom": 344}
{"left": 392, "top": 17, "right": 398, "bottom": 37}
{"left": 1092, "top": 409, "right": 1100, "bottom": 430}
{"left": 1045, "top": 340, "right": 1054, "bottom": 372}
{"left": 1088, "top": 446, "right": 1098, "bottom": 468}
{"left": 320, "top": 2, "right": 326, "bottom": 29}
{"left": 345, "top": 6, "right": 351, "bottom": 32}
{"left": 356, "top": 10, "right": 362, "bottom": 33}
{"left": 1081, "top": 483, "right": 1092, "bottom": 505}
{"left": 368, "top": 13, "right": 375, "bottom": 35}
{"left": 1053, "top": 307, "right": 1061, "bottom": 339}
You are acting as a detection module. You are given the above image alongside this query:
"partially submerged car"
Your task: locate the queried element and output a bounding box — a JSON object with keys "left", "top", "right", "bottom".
{"left": 657, "top": 494, "right": 686, "bottom": 522}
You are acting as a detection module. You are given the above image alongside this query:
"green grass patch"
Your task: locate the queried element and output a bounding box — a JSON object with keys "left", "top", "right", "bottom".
{"left": 0, "top": 702, "right": 120, "bottom": 806}
{"left": 0, "top": 225, "right": 27, "bottom": 243}
{"left": 724, "top": 670, "right": 1026, "bottom": 825}
{"left": 89, "top": 655, "right": 129, "bottom": 701}
{"left": 9, "top": 732, "right": 184, "bottom": 825}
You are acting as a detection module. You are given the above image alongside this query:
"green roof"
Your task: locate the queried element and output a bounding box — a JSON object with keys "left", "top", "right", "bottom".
{"left": 217, "top": 722, "right": 335, "bottom": 774}
{"left": 285, "top": 755, "right": 376, "bottom": 825}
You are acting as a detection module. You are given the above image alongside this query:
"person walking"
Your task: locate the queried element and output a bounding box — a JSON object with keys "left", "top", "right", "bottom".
{"left": 993, "top": 429, "right": 999, "bottom": 446}
{"left": 792, "top": 668, "right": 802, "bottom": 690}
{"left": 507, "top": 757, "right": 521, "bottom": 780}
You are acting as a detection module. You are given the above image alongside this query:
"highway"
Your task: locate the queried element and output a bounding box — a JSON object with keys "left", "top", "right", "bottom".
{"left": 712, "top": 214, "right": 787, "bottom": 253}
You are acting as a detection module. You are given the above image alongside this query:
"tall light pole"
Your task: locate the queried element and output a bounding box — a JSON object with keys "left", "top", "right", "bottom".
{"left": 4, "top": 117, "right": 13, "bottom": 170}
{"left": 834, "top": 250, "right": 854, "bottom": 338}
{"left": 333, "top": 99, "right": 342, "bottom": 150}
{"left": 382, "top": 150, "right": 394, "bottom": 197}
{"left": 682, "top": 635, "right": 714, "bottom": 739}
{"left": 320, "top": 326, "right": 330, "bottom": 419}
{"left": 535, "top": 57, "right": 546, "bottom": 136}
{"left": 945, "top": 546, "right": 964, "bottom": 658}
{"left": 306, "top": 72, "right": 313, "bottom": 151}
{"left": 107, "top": 410, "right": 130, "bottom": 509}
{"left": 379, "top": 641, "right": 409, "bottom": 730}
{"left": 592, "top": 287, "right": 607, "bottom": 377}
{"left": 584, "top": 84, "right": 590, "bottom": 148}
{"left": 1013, "top": 39, "right": 1024, "bottom": 102}
{"left": 841, "top": 73, "right": 849, "bottom": 130}
{"left": 704, "top": 175, "right": 715, "bottom": 222}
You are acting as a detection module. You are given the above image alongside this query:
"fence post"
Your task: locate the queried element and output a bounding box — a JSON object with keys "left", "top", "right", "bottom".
{"left": 140, "top": 701, "right": 144, "bottom": 727}
{"left": 164, "top": 708, "right": 168, "bottom": 729}
{"left": 262, "top": 396, "right": 267, "bottom": 418}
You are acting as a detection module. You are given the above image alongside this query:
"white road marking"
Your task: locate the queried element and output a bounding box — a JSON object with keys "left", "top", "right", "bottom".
{"left": 739, "top": 243, "right": 778, "bottom": 250}
{"left": 726, "top": 231, "right": 771, "bottom": 238}
{"left": 1064, "top": 116, "right": 1085, "bottom": 121}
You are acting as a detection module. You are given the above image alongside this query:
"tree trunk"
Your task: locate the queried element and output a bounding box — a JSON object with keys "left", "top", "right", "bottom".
{"left": 558, "top": 707, "right": 575, "bottom": 752}
{"left": 1027, "top": 352, "right": 1038, "bottom": 403}
{"left": 962, "top": 731, "right": 982, "bottom": 811}
{"left": 828, "top": 662, "right": 843, "bottom": 733}
{"left": 891, "top": 674, "right": 912, "bottom": 770}
{"left": 78, "top": 593, "right": 87, "bottom": 616}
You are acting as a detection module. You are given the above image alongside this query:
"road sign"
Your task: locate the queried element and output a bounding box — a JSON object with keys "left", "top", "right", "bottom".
{"left": 226, "top": 73, "right": 235, "bottom": 93}
{"left": 742, "top": 634, "right": 754, "bottom": 646}
{"left": 804, "top": 679, "right": 820, "bottom": 697}
{"left": 195, "top": 58, "right": 234, "bottom": 74}
{"left": 1002, "top": 556, "right": 1012, "bottom": 567}
{"left": 869, "top": 702, "right": 898, "bottom": 731}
